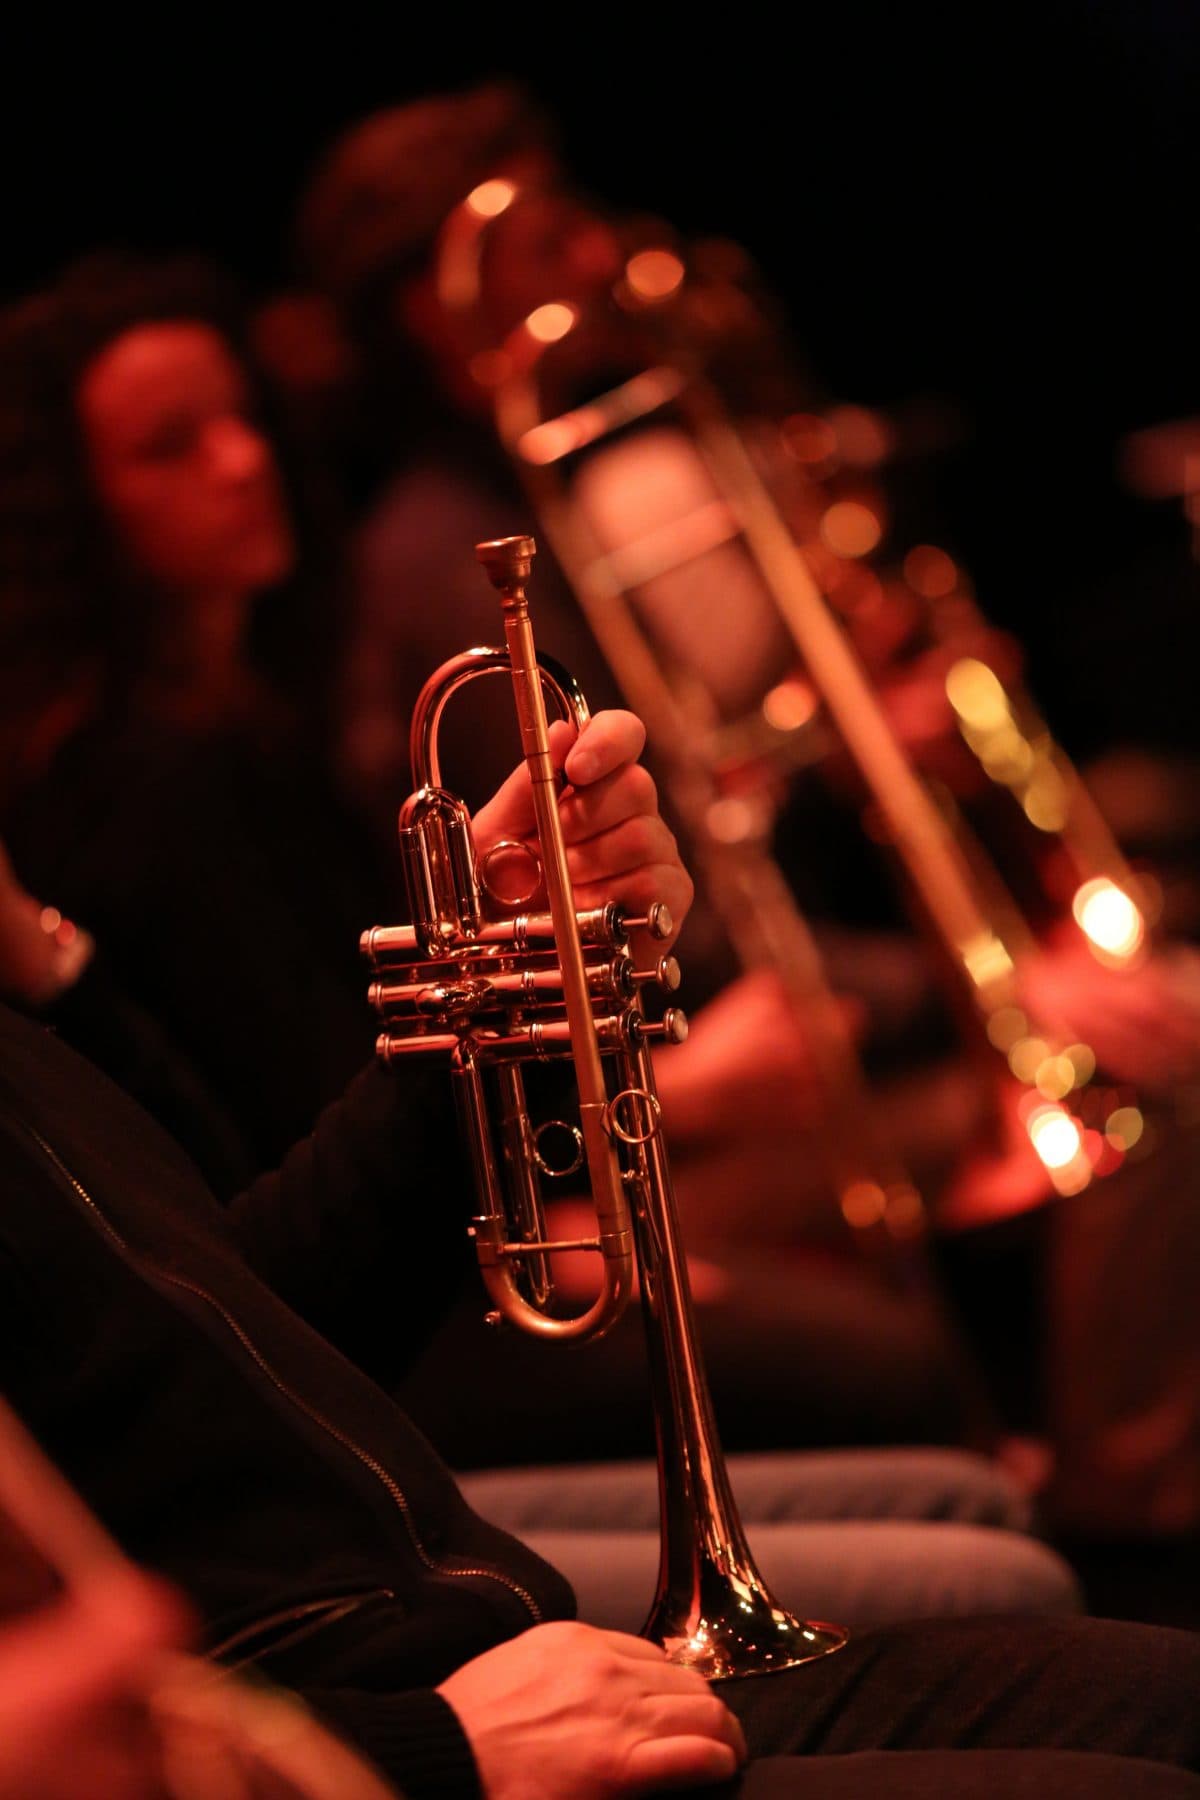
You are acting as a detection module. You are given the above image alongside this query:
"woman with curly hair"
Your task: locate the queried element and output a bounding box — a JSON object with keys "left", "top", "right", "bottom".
{"left": 0, "top": 254, "right": 392, "bottom": 1189}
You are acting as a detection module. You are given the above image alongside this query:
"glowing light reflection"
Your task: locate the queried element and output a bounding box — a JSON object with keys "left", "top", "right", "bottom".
{"left": 819, "top": 500, "right": 883, "bottom": 559}
{"left": 1028, "top": 1105, "right": 1084, "bottom": 1170}
{"left": 1035, "top": 1054, "right": 1077, "bottom": 1101}
{"left": 1105, "top": 1106, "right": 1145, "bottom": 1151}
{"left": 466, "top": 179, "right": 517, "bottom": 219}
{"left": 1072, "top": 878, "right": 1145, "bottom": 960}
{"left": 1009, "top": 1036, "right": 1049, "bottom": 1084}
{"left": 762, "top": 678, "right": 818, "bottom": 731}
{"left": 945, "top": 658, "right": 1010, "bottom": 730}
{"left": 625, "top": 247, "right": 685, "bottom": 300}
{"left": 841, "top": 1181, "right": 887, "bottom": 1229}
{"left": 986, "top": 1006, "right": 1028, "bottom": 1052}
{"left": 1022, "top": 768, "right": 1069, "bottom": 831}
{"left": 525, "top": 302, "right": 578, "bottom": 344}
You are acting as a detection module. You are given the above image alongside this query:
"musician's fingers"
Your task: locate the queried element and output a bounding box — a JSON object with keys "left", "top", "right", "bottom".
{"left": 473, "top": 712, "right": 647, "bottom": 852}
{"left": 558, "top": 710, "right": 646, "bottom": 789}
{"left": 565, "top": 814, "right": 680, "bottom": 889}
{"left": 558, "top": 763, "right": 660, "bottom": 844}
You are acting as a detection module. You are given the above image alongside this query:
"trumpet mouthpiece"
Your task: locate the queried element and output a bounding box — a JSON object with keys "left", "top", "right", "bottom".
{"left": 476, "top": 535, "right": 537, "bottom": 589}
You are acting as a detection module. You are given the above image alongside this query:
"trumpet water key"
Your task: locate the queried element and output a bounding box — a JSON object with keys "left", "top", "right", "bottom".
{"left": 362, "top": 533, "right": 847, "bottom": 1678}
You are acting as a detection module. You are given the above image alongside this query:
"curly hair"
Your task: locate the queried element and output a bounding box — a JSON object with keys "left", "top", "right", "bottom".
{"left": 0, "top": 252, "right": 345, "bottom": 780}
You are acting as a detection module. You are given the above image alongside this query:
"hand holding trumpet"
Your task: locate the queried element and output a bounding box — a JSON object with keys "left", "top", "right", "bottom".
{"left": 471, "top": 709, "right": 693, "bottom": 954}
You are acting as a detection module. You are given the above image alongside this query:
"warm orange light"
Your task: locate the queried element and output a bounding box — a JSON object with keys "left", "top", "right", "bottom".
{"left": 1008, "top": 1036, "right": 1049, "bottom": 1084}
{"left": 1021, "top": 766, "right": 1069, "bottom": 832}
{"left": 1105, "top": 1105, "right": 1145, "bottom": 1151}
{"left": 705, "top": 796, "right": 758, "bottom": 845}
{"left": 762, "top": 677, "right": 819, "bottom": 732}
{"left": 986, "top": 1006, "right": 1028, "bottom": 1052}
{"left": 1072, "top": 878, "right": 1145, "bottom": 961}
{"left": 904, "top": 544, "right": 958, "bottom": 598}
{"left": 962, "top": 932, "right": 1015, "bottom": 990}
{"left": 624, "top": 248, "right": 685, "bottom": 300}
{"left": 979, "top": 725, "right": 1035, "bottom": 784}
{"left": 1034, "top": 1054, "right": 1077, "bottom": 1101}
{"left": 525, "top": 302, "right": 578, "bottom": 344}
{"left": 945, "top": 657, "right": 1010, "bottom": 730}
{"left": 819, "top": 500, "right": 882, "bottom": 559}
{"left": 885, "top": 1184, "right": 926, "bottom": 1236}
{"left": 827, "top": 404, "right": 893, "bottom": 468}
{"left": 466, "top": 179, "right": 517, "bottom": 219}
{"left": 1064, "top": 1042, "right": 1097, "bottom": 1088}
{"left": 781, "top": 413, "right": 838, "bottom": 465}
{"left": 517, "top": 418, "right": 581, "bottom": 466}
{"left": 1028, "top": 1105, "right": 1084, "bottom": 1170}
{"left": 841, "top": 1180, "right": 888, "bottom": 1229}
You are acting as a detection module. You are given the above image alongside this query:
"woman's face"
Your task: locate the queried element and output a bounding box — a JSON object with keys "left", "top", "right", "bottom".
{"left": 77, "top": 321, "right": 295, "bottom": 603}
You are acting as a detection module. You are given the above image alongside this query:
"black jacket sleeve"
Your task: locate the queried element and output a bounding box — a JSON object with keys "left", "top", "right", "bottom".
{"left": 226, "top": 1058, "right": 476, "bottom": 1388}
{"left": 305, "top": 1687, "right": 482, "bottom": 1800}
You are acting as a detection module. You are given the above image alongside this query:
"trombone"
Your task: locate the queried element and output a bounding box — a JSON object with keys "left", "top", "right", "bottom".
{"left": 361, "top": 534, "right": 847, "bottom": 1679}
{"left": 433, "top": 175, "right": 1125, "bottom": 1205}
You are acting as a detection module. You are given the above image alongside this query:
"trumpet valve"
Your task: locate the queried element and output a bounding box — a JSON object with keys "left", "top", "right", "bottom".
{"left": 638, "top": 1006, "right": 689, "bottom": 1045}
{"left": 630, "top": 954, "right": 682, "bottom": 993}
{"left": 623, "top": 901, "right": 675, "bottom": 941}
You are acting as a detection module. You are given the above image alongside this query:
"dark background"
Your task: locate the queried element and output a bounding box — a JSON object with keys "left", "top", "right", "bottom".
{"left": 4, "top": 3, "right": 1197, "bottom": 755}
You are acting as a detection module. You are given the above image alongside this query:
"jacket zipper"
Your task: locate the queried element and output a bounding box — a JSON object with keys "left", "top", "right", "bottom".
{"left": 210, "top": 1589, "right": 395, "bottom": 1670}
{"left": 20, "top": 1121, "right": 543, "bottom": 1624}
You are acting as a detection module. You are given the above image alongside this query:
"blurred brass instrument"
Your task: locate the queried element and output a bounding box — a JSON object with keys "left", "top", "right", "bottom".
{"left": 754, "top": 391, "right": 1155, "bottom": 968}
{"left": 361, "top": 534, "right": 846, "bottom": 1678}
{"left": 434, "top": 177, "right": 1127, "bottom": 1204}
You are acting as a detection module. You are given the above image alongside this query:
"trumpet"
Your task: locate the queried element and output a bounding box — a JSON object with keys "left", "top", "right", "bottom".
{"left": 361, "top": 533, "right": 846, "bottom": 1678}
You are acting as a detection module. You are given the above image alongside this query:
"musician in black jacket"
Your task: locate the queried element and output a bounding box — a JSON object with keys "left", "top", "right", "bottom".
{"left": 1, "top": 710, "right": 1199, "bottom": 1800}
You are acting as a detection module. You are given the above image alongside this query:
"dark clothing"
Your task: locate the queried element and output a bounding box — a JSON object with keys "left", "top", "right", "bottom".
{"left": 0, "top": 1001, "right": 571, "bottom": 1798}
{"left": 5, "top": 717, "right": 393, "bottom": 1184}
{"left": 3, "top": 1002, "right": 1200, "bottom": 1800}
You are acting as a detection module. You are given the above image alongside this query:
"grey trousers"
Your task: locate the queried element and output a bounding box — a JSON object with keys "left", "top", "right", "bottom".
{"left": 458, "top": 1448, "right": 1083, "bottom": 1630}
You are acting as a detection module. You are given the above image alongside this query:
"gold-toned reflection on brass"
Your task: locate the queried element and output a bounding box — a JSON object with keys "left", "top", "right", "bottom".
{"left": 526, "top": 301, "right": 577, "bottom": 344}
{"left": 819, "top": 499, "right": 883, "bottom": 559}
{"left": 467, "top": 178, "right": 518, "bottom": 220}
{"left": 1025, "top": 1101, "right": 1091, "bottom": 1195}
{"left": 625, "top": 248, "right": 686, "bottom": 301}
{"left": 986, "top": 1006, "right": 1029, "bottom": 1052}
{"left": 1072, "top": 877, "right": 1146, "bottom": 963}
{"left": 362, "top": 536, "right": 846, "bottom": 1680}
{"left": 1106, "top": 1105, "right": 1145, "bottom": 1151}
